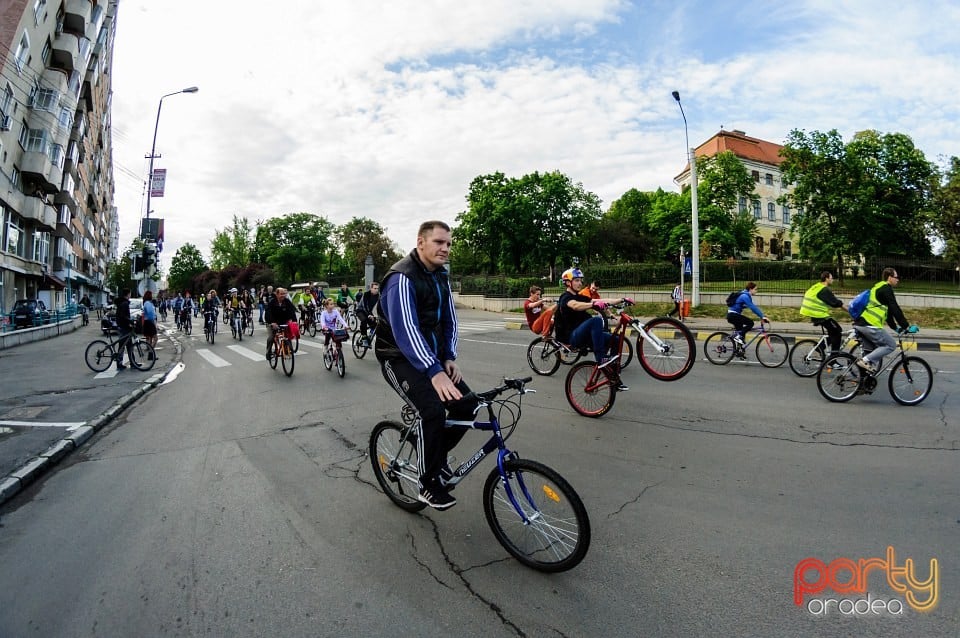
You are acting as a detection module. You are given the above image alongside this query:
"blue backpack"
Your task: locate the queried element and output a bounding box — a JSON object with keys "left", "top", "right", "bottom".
{"left": 848, "top": 289, "right": 871, "bottom": 319}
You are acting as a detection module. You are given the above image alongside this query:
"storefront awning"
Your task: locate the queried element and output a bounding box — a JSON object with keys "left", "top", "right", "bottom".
{"left": 43, "top": 274, "right": 66, "bottom": 290}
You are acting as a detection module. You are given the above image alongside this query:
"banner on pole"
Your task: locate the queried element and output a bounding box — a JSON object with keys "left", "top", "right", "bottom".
{"left": 150, "top": 169, "right": 167, "bottom": 198}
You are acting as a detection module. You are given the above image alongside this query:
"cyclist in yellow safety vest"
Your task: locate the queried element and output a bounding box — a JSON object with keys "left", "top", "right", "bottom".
{"left": 799, "top": 271, "right": 847, "bottom": 355}
{"left": 852, "top": 267, "right": 917, "bottom": 373}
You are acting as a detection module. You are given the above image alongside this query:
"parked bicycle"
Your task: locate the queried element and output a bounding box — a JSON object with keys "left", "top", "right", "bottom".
{"left": 703, "top": 321, "right": 788, "bottom": 367}
{"left": 370, "top": 376, "right": 590, "bottom": 572}
{"left": 564, "top": 300, "right": 696, "bottom": 418}
{"left": 84, "top": 332, "right": 156, "bottom": 373}
{"left": 788, "top": 326, "right": 862, "bottom": 377}
{"left": 322, "top": 328, "right": 348, "bottom": 377}
{"left": 816, "top": 331, "right": 932, "bottom": 405}
{"left": 268, "top": 324, "right": 295, "bottom": 377}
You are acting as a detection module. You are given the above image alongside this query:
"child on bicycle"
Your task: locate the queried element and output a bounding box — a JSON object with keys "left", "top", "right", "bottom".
{"left": 319, "top": 297, "right": 349, "bottom": 352}
{"left": 726, "top": 282, "right": 768, "bottom": 346}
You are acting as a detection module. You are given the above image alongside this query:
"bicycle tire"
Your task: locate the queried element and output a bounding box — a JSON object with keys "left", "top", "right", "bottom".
{"left": 619, "top": 337, "right": 634, "bottom": 370}
{"left": 816, "top": 353, "right": 861, "bottom": 402}
{"left": 291, "top": 336, "right": 299, "bottom": 353}
{"left": 348, "top": 311, "right": 359, "bottom": 332}
{"left": 482, "top": 458, "right": 591, "bottom": 573}
{"left": 237, "top": 319, "right": 243, "bottom": 341}
{"left": 336, "top": 348, "right": 346, "bottom": 377}
{"left": 704, "top": 331, "right": 736, "bottom": 365}
{"left": 282, "top": 344, "right": 295, "bottom": 376}
{"left": 308, "top": 321, "right": 316, "bottom": 338}
{"left": 351, "top": 331, "right": 369, "bottom": 359}
{"left": 888, "top": 355, "right": 933, "bottom": 406}
{"left": 564, "top": 361, "right": 616, "bottom": 418}
{"left": 209, "top": 323, "right": 215, "bottom": 344}
{"left": 183, "top": 319, "right": 192, "bottom": 335}
{"left": 130, "top": 340, "right": 156, "bottom": 371}
{"left": 755, "top": 333, "right": 788, "bottom": 368}
{"left": 369, "top": 421, "right": 426, "bottom": 513}
{"left": 246, "top": 318, "right": 254, "bottom": 337}
{"left": 559, "top": 346, "right": 582, "bottom": 366}
{"left": 789, "top": 339, "right": 824, "bottom": 377}
{"left": 84, "top": 339, "right": 114, "bottom": 372}
{"left": 637, "top": 317, "right": 695, "bottom": 381}
{"left": 526, "top": 337, "right": 562, "bottom": 376}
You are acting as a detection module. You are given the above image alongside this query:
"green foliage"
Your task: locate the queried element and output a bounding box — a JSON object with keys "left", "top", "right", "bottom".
{"left": 337, "top": 217, "right": 403, "bottom": 280}
{"left": 932, "top": 156, "right": 960, "bottom": 265}
{"left": 210, "top": 215, "right": 255, "bottom": 269}
{"left": 254, "top": 213, "right": 335, "bottom": 285}
{"left": 167, "top": 243, "right": 207, "bottom": 294}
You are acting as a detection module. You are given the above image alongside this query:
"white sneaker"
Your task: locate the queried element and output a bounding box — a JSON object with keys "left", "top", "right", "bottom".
{"left": 855, "top": 358, "right": 877, "bottom": 373}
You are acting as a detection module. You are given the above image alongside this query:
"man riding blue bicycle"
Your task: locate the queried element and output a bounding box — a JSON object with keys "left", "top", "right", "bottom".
{"left": 726, "top": 282, "right": 768, "bottom": 348}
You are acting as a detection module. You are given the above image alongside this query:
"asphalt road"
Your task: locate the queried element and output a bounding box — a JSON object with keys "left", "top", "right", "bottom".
{"left": 0, "top": 310, "right": 958, "bottom": 637}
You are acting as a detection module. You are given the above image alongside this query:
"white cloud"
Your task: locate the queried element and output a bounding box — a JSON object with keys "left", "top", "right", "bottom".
{"left": 110, "top": 0, "right": 960, "bottom": 273}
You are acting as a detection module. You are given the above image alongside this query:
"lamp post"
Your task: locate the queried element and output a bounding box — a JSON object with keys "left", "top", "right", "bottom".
{"left": 672, "top": 91, "right": 700, "bottom": 307}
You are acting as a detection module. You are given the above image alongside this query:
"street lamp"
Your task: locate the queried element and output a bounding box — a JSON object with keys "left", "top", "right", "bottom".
{"left": 672, "top": 91, "right": 700, "bottom": 307}
{"left": 145, "top": 86, "right": 198, "bottom": 224}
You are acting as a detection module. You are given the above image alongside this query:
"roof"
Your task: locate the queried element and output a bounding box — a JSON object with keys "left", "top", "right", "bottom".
{"left": 676, "top": 130, "right": 785, "bottom": 180}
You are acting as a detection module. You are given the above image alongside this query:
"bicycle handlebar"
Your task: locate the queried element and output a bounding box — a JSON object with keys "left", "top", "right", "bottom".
{"left": 472, "top": 377, "right": 534, "bottom": 402}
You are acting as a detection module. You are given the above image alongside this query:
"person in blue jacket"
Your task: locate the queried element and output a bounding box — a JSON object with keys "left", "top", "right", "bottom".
{"left": 375, "top": 220, "right": 477, "bottom": 511}
{"left": 727, "top": 281, "right": 768, "bottom": 346}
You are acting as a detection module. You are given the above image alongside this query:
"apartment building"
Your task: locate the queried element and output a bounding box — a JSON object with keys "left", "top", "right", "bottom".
{"left": 0, "top": 0, "right": 118, "bottom": 318}
{"left": 675, "top": 129, "right": 799, "bottom": 260}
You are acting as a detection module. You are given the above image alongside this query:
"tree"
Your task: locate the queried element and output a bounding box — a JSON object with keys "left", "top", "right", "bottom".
{"left": 932, "top": 156, "right": 960, "bottom": 266}
{"left": 254, "top": 213, "right": 335, "bottom": 285}
{"left": 695, "top": 151, "right": 758, "bottom": 258}
{"left": 167, "top": 243, "right": 208, "bottom": 294}
{"left": 106, "top": 238, "right": 147, "bottom": 296}
{"left": 646, "top": 187, "right": 690, "bottom": 260}
{"left": 591, "top": 189, "right": 657, "bottom": 263}
{"left": 210, "top": 214, "right": 255, "bottom": 269}
{"left": 337, "top": 217, "right": 402, "bottom": 281}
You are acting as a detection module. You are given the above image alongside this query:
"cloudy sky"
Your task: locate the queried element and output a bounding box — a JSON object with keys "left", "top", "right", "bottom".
{"left": 109, "top": 0, "right": 960, "bottom": 267}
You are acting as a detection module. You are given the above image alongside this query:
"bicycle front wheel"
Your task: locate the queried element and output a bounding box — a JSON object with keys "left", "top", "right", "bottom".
{"left": 246, "top": 319, "right": 254, "bottom": 337}
{"left": 352, "top": 331, "right": 368, "bottom": 359}
{"left": 526, "top": 337, "right": 561, "bottom": 376}
{"left": 564, "top": 361, "right": 616, "bottom": 418}
{"left": 184, "top": 319, "right": 192, "bottom": 335}
{"left": 369, "top": 421, "right": 425, "bottom": 513}
{"left": 336, "top": 348, "right": 345, "bottom": 377}
{"left": 637, "top": 317, "right": 695, "bottom": 381}
{"left": 755, "top": 333, "right": 788, "bottom": 368}
{"left": 269, "top": 347, "right": 279, "bottom": 369}
{"left": 307, "top": 321, "right": 316, "bottom": 338}
{"left": 281, "top": 345, "right": 295, "bottom": 377}
{"left": 84, "top": 339, "right": 114, "bottom": 372}
{"left": 789, "top": 339, "right": 824, "bottom": 377}
{"left": 130, "top": 340, "right": 156, "bottom": 371}
{"left": 816, "top": 353, "right": 861, "bottom": 402}
{"left": 704, "top": 332, "right": 735, "bottom": 365}
{"left": 483, "top": 458, "right": 591, "bottom": 573}
{"left": 888, "top": 356, "right": 933, "bottom": 406}
{"left": 348, "top": 311, "right": 359, "bottom": 332}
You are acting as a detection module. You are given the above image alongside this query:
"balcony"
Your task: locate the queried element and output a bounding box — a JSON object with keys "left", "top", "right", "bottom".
{"left": 20, "top": 151, "right": 63, "bottom": 195}
{"left": 62, "top": 0, "right": 93, "bottom": 36}
{"left": 50, "top": 33, "right": 79, "bottom": 73}
{"left": 20, "top": 196, "right": 57, "bottom": 231}
{"left": 54, "top": 185, "right": 78, "bottom": 214}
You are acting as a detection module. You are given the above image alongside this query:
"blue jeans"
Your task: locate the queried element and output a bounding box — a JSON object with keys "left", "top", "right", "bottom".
{"left": 569, "top": 316, "right": 613, "bottom": 363}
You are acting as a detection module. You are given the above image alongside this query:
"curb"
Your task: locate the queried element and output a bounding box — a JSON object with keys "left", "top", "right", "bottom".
{"left": 503, "top": 320, "right": 960, "bottom": 352}
{"left": 0, "top": 328, "right": 185, "bottom": 508}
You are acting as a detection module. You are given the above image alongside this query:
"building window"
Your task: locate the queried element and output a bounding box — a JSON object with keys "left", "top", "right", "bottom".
{"left": 782, "top": 205, "right": 790, "bottom": 224}
{"left": 33, "top": 0, "right": 47, "bottom": 24}
{"left": 25, "top": 128, "right": 49, "bottom": 153}
{"left": 14, "top": 31, "right": 30, "bottom": 73}
{"left": 739, "top": 196, "right": 747, "bottom": 214}
{"left": 770, "top": 238, "right": 779, "bottom": 255}
{"left": 31, "top": 87, "right": 59, "bottom": 112}
{"left": 6, "top": 214, "right": 25, "bottom": 256}
{"left": 33, "top": 230, "right": 50, "bottom": 263}
{"left": 765, "top": 173, "right": 773, "bottom": 186}
{"left": 41, "top": 39, "right": 51, "bottom": 66}
{"left": 751, "top": 170, "right": 760, "bottom": 182}
{"left": 755, "top": 236, "right": 764, "bottom": 253}
{"left": 0, "top": 83, "right": 13, "bottom": 116}
{"left": 753, "top": 201, "right": 761, "bottom": 220}
{"left": 768, "top": 203, "right": 776, "bottom": 221}
{"left": 784, "top": 241, "right": 792, "bottom": 256}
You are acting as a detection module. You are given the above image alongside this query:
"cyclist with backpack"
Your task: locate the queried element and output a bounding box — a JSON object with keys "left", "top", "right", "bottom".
{"left": 851, "top": 267, "right": 917, "bottom": 373}
{"left": 800, "top": 272, "right": 847, "bottom": 355}
{"left": 726, "top": 282, "right": 768, "bottom": 347}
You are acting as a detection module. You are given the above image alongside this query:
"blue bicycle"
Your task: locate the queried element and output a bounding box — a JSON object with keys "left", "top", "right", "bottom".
{"left": 369, "top": 377, "right": 590, "bottom": 572}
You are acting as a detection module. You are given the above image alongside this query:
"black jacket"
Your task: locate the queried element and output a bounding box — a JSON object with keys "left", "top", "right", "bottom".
{"left": 115, "top": 298, "right": 131, "bottom": 331}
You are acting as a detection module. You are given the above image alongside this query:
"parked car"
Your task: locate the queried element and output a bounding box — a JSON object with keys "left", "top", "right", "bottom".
{"left": 100, "top": 298, "right": 143, "bottom": 334}
{"left": 11, "top": 299, "right": 51, "bottom": 329}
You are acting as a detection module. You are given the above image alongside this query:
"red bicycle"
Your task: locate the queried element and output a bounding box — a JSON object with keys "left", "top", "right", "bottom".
{"left": 564, "top": 300, "right": 695, "bottom": 417}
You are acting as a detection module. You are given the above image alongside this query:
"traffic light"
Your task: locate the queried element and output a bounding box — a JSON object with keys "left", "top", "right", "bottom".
{"left": 132, "top": 255, "right": 145, "bottom": 273}
{"left": 143, "top": 244, "right": 156, "bottom": 268}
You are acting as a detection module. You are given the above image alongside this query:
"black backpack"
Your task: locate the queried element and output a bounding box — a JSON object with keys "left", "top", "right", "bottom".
{"left": 725, "top": 290, "right": 742, "bottom": 307}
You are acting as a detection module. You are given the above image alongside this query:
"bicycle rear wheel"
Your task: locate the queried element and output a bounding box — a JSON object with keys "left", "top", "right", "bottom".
{"left": 369, "top": 421, "right": 425, "bottom": 513}
{"left": 888, "top": 356, "right": 933, "bottom": 406}
{"left": 526, "top": 337, "right": 562, "bottom": 376}
{"left": 130, "top": 340, "right": 156, "bottom": 371}
{"left": 755, "top": 333, "right": 788, "bottom": 368}
{"left": 246, "top": 318, "right": 254, "bottom": 336}
{"left": 184, "top": 318, "right": 192, "bottom": 335}
{"left": 336, "top": 348, "right": 345, "bottom": 377}
{"left": 348, "top": 311, "right": 359, "bottom": 332}
{"left": 269, "top": 346, "right": 279, "bottom": 369}
{"left": 483, "top": 458, "right": 590, "bottom": 573}
{"left": 788, "top": 339, "right": 824, "bottom": 377}
{"left": 281, "top": 343, "right": 295, "bottom": 376}
{"left": 307, "top": 321, "right": 316, "bottom": 338}
{"left": 704, "top": 332, "right": 736, "bottom": 365}
{"left": 564, "top": 361, "right": 616, "bottom": 418}
{"left": 84, "top": 339, "right": 114, "bottom": 372}
{"left": 816, "top": 353, "right": 861, "bottom": 402}
{"left": 637, "top": 317, "right": 695, "bottom": 381}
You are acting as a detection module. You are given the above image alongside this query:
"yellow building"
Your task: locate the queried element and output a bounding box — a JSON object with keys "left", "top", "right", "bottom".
{"left": 675, "top": 129, "right": 799, "bottom": 260}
